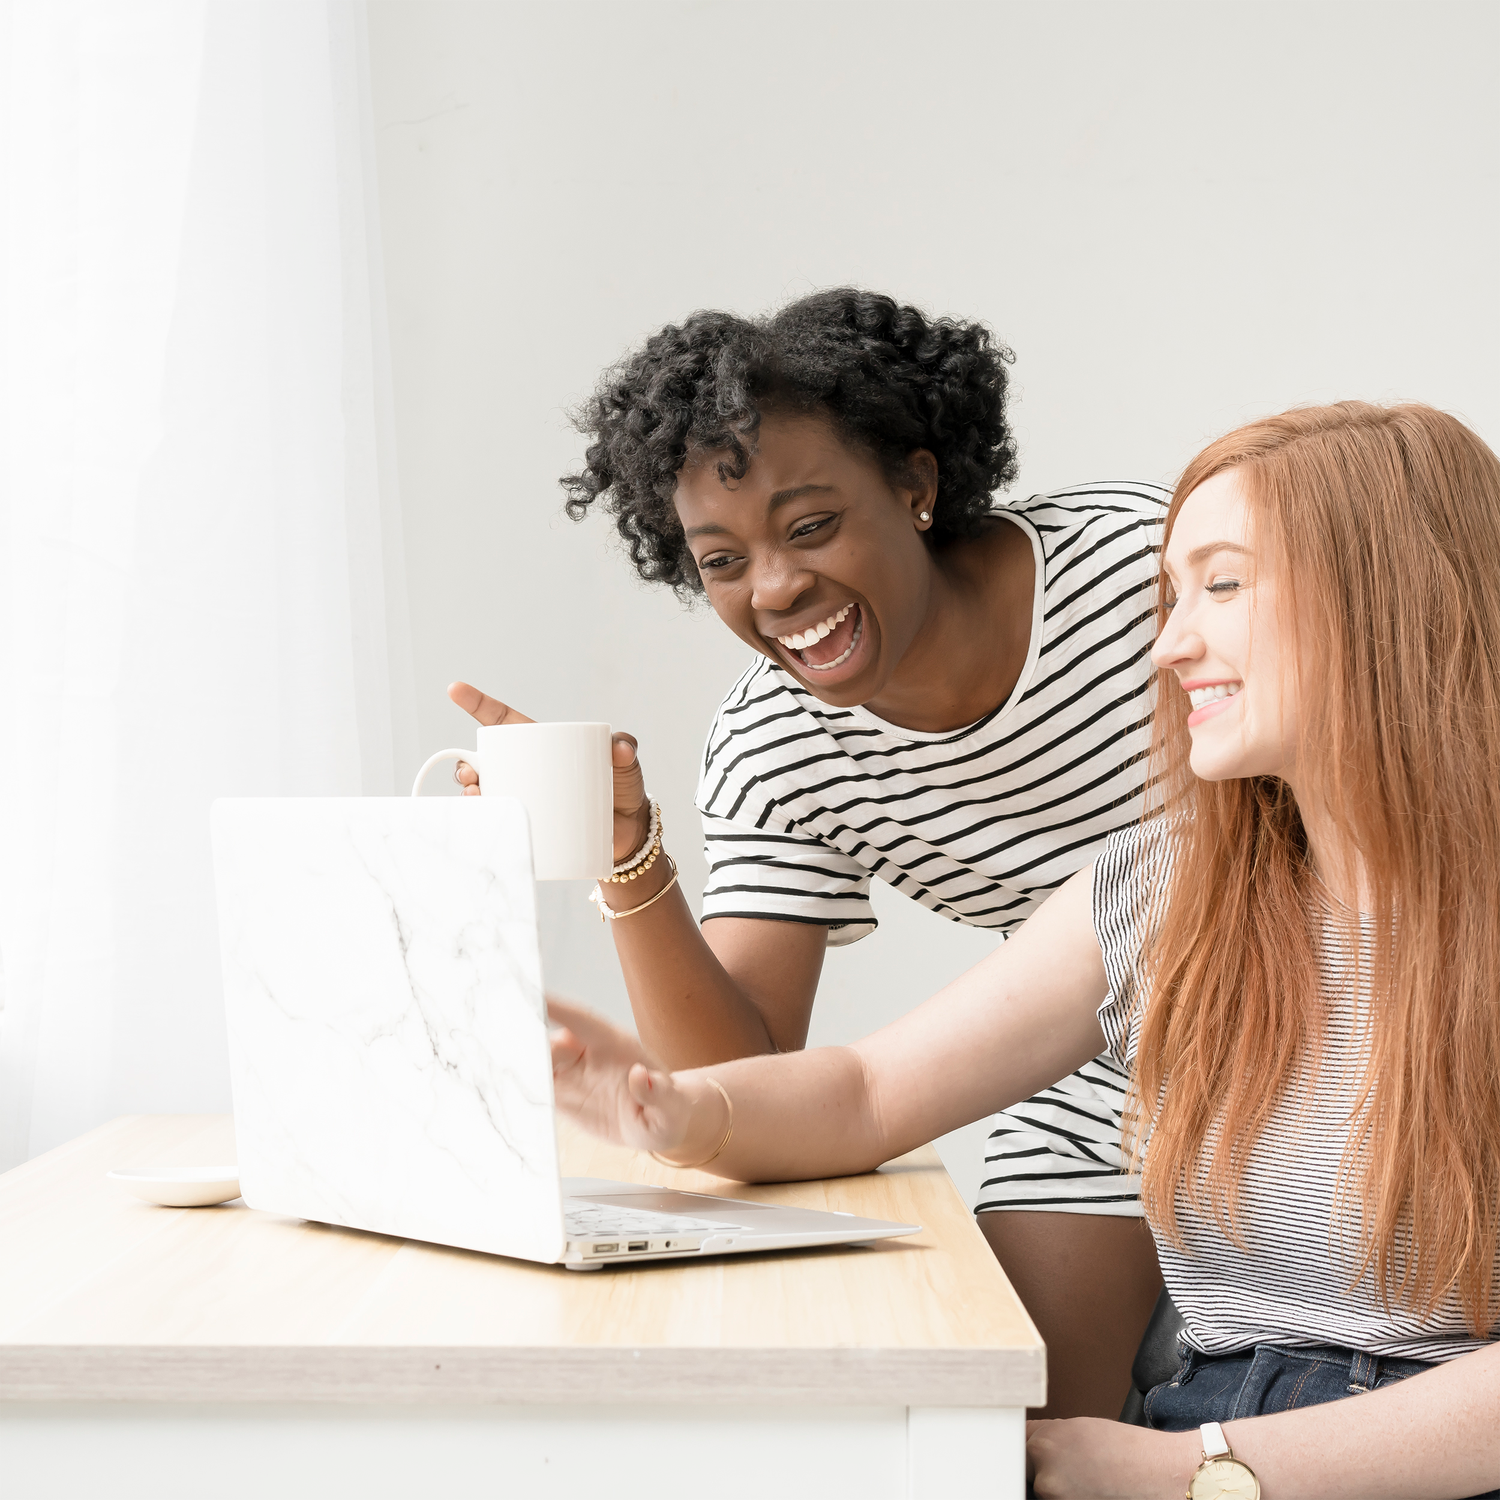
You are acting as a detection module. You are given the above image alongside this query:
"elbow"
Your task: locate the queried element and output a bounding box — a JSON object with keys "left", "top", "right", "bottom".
{"left": 852, "top": 1046, "right": 891, "bottom": 1168}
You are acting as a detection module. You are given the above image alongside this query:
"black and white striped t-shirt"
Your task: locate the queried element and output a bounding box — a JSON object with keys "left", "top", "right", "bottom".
{"left": 1094, "top": 822, "right": 1500, "bottom": 1362}
{"left": 695, "top": 482, "right": 1167, "bottom": 1213}
{"left": 697, "top": 483, "right": 1166, "bottom": 938}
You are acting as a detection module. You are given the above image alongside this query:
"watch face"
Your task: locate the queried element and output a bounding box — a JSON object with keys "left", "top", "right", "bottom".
{"left": 1187, "top": 1457, "right": 1261, "bottom": 1499}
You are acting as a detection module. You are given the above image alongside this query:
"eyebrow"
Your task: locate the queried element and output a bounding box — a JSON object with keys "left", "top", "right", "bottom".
{"left": 769, "top": 482, "right": 833, "bottom": 510}
{"left": 683, "top": 484, "right": 835, "bottom": 541}
{"left": 1184, "top": 540, "right": 1253, "bottom": 565}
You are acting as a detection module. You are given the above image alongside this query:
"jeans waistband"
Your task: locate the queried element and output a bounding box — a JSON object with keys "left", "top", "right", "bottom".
{"left": 1182, "top": 1342, "right": 1436, "bottom": 1391}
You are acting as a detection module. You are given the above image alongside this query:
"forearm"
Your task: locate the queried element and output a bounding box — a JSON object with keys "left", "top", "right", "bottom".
{"left": 559, "top": 867, "right": 1112, "bottom": 1191}
{"left": 662, "top": 1045, "right": 887, "bottom": 1184}
{"left": 1224, "top": 1341, "right": 1500, "bottom": 1499}
{"left": 660, "top": 866, "right": 1112, "bottom": 1183}
{"left": 607, "top": 872, "right": 779, "bottom": 1066}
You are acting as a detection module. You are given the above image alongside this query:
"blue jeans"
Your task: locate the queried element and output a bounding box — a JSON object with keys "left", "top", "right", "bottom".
{"left": 1146, "top": 1343, "right": 1500, "bottom": 1499}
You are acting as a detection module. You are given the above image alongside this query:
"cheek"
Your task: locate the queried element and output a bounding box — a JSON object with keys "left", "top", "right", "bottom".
{"left": 1275, "top": 677, "right": 1302, "bottom": 745}
{"left": 850, "top": 541, "right": 923, "bottom": 630}
{"left": 709, "top": 584, "right": 782, "bottom": 655}
{"left": 817, "top": 533, "right": 872, "bottom": 585}
{"left": 706, "top": 583, "right": 752, "bottom": 633}
{"left": 1240, "top": 617, "right": 1296, "bottom": 739}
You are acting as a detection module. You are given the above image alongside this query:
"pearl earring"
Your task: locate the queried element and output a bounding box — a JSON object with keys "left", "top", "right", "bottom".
{"left": 918, "top": 511, "right": 931, "bottom": 522}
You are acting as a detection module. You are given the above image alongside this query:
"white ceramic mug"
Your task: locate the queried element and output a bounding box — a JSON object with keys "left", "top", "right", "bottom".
{"left": 411, "top": 722, "right": 613, "bottom": 881}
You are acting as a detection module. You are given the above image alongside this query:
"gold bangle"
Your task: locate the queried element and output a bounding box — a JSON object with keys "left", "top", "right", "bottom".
{"left": 589, "top": 856, "right": 678, "bottom": 921}
{"left": 650, "top": 1077, "right": 734, "bottom": 1171}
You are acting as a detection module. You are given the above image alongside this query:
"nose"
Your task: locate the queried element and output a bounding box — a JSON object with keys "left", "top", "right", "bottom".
{"left": 1151, "top": 594, "right": 1202, "bottom": 674}
{"left": 749, "top": 549, "right": 817, "bottom": 614}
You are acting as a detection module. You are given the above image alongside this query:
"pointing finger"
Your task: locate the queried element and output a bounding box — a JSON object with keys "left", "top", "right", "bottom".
{"left": 549, "top": 1026, "right": 584, "bottom": 1075}
{"left": 547, "top": 996, "right": 622, "bottom": 1045}
{"left": 447, "top": 681, "right": 536, "bottom": 728}
{"left": 628, "top": 1062, "right": 656, "bottom": 1107}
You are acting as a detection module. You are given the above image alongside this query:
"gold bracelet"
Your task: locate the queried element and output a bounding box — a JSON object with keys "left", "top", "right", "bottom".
{"left": 650, "top": 1077, "right": 734, "bottom": 1171}
{"left": 589, "top": 856, "right": 678, "bottom": 921}
{"left": 606, "top": 835, "right": 661, "bottom": 882}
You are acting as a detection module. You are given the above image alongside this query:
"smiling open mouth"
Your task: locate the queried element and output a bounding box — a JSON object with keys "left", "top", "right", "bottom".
{"left": 1188, "top": 682, "right": 1241, "bottom": 710}
{"left": 777, "top": 604, "right": 862, "bottom": 672}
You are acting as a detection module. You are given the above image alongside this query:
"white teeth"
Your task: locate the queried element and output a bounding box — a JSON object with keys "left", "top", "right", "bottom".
{"left": 776, "top": 603, "right": 853, "bottom": 649}
{"left": 802, "top": 614, "right": 863, "bottom": 672}
{"left": 1188, "top": 682, "right": 1241, "bottom": 711}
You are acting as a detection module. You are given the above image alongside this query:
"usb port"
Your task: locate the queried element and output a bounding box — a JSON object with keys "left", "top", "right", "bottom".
{"left": 592, "top": 1242, "right": 619, "bottom": 1254}
{"left": 627, "top": 1241, "right": 648, "bottom": 1252}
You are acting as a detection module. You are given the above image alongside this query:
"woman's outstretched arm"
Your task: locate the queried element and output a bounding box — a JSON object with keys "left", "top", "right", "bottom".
{"left": 549, "top": 864, "right": 1110, "bottom": 1183}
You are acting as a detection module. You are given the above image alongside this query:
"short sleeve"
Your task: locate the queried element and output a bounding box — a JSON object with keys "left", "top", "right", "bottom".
{"left": 699, "top": 809, "right": 876, "bottom": 945}
{"left": 1091, "top": 821, "right": 1175, "bottom": 1066}
{"left": 695, "top": 659, "right": 879, "bottom": 945}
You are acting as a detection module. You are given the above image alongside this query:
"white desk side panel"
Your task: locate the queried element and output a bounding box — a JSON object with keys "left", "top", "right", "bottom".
{"left": 0, "top": 1404, "right": 926, "bottom": 1500}
{"left": 210, "top": 797, "right": 564, "bottom": 1263}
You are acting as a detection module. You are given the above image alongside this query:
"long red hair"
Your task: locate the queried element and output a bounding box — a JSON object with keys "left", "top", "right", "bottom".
{"left": 1135, "top": 401, "right": 1500, "bottom": 1333}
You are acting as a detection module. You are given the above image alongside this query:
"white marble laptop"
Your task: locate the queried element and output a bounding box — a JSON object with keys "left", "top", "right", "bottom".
{"left": 210, "top": 797, "right": 918, "bottom": 1269}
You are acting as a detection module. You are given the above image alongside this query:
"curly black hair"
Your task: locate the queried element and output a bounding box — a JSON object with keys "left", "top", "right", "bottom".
{"left": 560, "top": 288, "right": 1018, "bottom": 597}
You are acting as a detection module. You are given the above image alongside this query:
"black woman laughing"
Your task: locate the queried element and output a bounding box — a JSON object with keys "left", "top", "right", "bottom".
{"left": 453, "top": 290, "right": 1166, "bottom": 1416}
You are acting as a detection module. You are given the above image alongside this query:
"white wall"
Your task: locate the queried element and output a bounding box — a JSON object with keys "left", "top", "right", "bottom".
{"left": 365, "top": 0, "right": 1500, "bottom": 1203}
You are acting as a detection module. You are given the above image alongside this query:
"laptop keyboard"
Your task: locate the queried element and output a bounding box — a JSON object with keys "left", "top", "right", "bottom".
{"left": 563, "top": 1200, "right": 741, "bottom": 1239}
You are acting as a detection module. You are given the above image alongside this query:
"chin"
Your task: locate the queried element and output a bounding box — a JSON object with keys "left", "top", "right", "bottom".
{"left": 1188, "top": 750, "right": 1250, "bottom": 783}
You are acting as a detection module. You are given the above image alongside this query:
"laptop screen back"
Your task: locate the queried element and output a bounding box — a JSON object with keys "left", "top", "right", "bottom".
{"left": 211, "top": 796, "right": 565, "bottom": 1263}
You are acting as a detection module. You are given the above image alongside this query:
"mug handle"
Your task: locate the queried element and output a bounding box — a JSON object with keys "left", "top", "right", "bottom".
{"left": 411, "top": 748, "right": 475, "bottom": 798}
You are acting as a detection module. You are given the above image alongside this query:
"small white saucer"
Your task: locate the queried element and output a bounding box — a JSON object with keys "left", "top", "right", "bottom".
{"left": 107, "top": 1165, "right": 242, "bottom": 1208}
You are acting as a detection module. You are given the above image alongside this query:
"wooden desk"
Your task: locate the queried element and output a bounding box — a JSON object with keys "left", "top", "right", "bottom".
{"left": 0, "top": 1115, "right": 1043, "bottom": 1499}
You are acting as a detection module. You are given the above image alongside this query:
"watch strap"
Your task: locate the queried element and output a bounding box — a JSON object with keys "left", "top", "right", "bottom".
{"left": 1187, "top": 1421, "right": 1261, "bottom": 1500}
{"left": 1200, "top": 1421, "right": 1232, "bottom": 1459}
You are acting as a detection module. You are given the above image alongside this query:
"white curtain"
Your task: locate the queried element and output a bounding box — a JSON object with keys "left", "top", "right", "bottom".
{"left": 0, "top": 0, "right": 415, "bottom": 1169}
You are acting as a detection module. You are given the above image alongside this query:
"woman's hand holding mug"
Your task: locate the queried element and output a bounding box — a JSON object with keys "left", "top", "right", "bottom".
{"left": 446, "top": 682, "right": 663, "bottom": 887}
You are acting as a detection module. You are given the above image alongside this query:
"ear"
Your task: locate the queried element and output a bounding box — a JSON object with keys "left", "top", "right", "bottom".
{"left": 902, "top": 449, "right": 939, "bottom": 531}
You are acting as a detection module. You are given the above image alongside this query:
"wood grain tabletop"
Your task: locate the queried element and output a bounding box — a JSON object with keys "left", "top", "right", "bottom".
{"left": 0, "top": 1114, "right": 1044, "bottom": 1407}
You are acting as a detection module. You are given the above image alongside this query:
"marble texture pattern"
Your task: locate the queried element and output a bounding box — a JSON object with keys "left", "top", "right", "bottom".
{"left": 211, "top": 797, "right": 565, "bottom": 1263}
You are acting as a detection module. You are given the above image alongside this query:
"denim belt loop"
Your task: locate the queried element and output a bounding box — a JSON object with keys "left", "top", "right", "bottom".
{"left": 1348, "top": 1350, "right": 1380, "bottom": 1391}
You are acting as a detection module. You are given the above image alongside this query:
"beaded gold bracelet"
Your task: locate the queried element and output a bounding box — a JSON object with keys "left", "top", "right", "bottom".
{"left": 606, "top": 800, "right": 663, "bottom": 883}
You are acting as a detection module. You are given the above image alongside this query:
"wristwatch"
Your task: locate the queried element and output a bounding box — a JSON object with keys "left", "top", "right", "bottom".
{"left": 1186, "top": 1421, "right": 1260, "bottom": 1498}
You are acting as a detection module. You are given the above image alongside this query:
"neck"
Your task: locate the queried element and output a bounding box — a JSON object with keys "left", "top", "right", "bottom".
{"left": 1294, "top": 788, "right": 1371, "bottom": 913}
{"left": 863, "top": 517, "right": 1036, "bottom": 733}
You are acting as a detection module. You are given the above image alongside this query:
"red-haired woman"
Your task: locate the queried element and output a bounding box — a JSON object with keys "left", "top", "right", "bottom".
{"left": 549, "top": 401, "right": 1500, "bottom": 1497}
